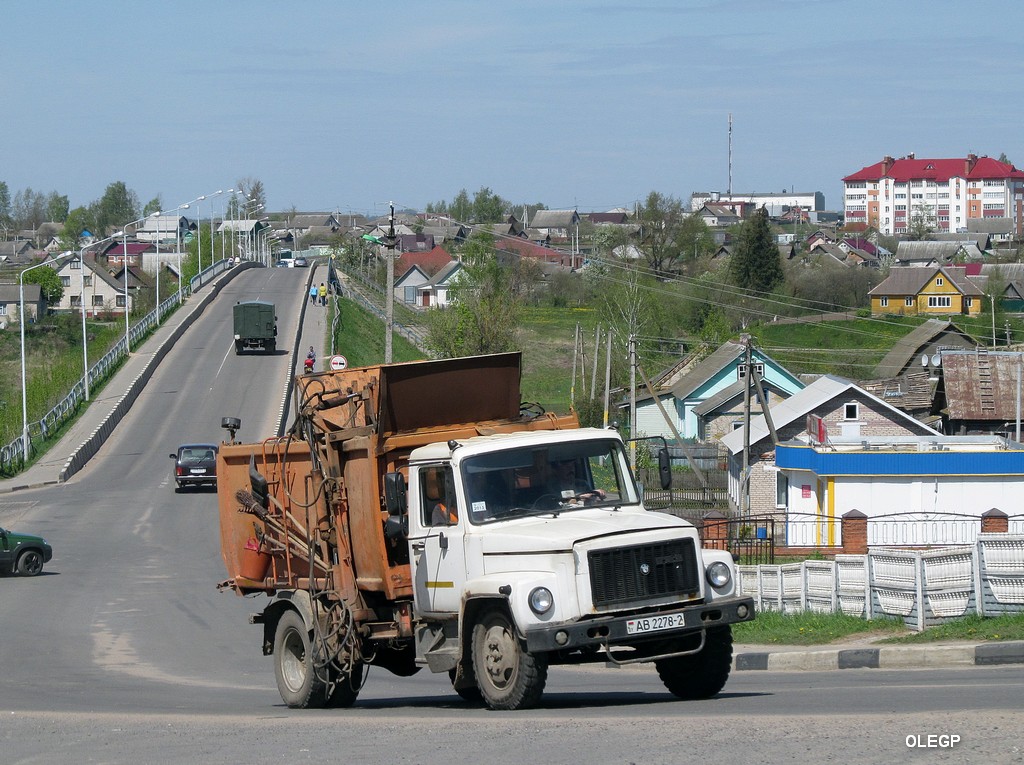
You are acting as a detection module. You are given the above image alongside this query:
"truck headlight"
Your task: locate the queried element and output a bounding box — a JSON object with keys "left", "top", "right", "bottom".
{"left": 528, "top": 587, "right": 554, "bottom": 615}
{"left": 706, "top": 561, "right": 732, "bottom": 589}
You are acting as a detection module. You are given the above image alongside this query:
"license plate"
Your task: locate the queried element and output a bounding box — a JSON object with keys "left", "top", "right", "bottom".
{"left": 189, "top": 468, "right": 207, "bottom": 475}
{"left": 626, "top": 613, "right": 686, "bottom": 635}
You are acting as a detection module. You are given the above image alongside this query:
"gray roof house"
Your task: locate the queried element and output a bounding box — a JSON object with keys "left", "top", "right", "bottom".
{"left": 0, "top": 283, "right": 44, "bottom": 328}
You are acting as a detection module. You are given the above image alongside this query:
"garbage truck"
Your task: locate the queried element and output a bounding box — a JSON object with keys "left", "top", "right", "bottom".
{"left": 216, "top": 352, "right": 754, "bottom": 710}
{"left": 232, "top": 300, "right": 277, "bottom": 354}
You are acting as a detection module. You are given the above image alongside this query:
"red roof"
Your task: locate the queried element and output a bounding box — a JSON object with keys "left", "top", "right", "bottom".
{"left": 494, "top": 238, "right": 566, "bottom": 263}
{"left": 844, "top": 155, "right": 1024, "bottom": 183}
{"left": 395, "top": 245, "right": 453, "bottom": 277}
{"left": 107, "top": 242, "right": 152, "bottom": 256}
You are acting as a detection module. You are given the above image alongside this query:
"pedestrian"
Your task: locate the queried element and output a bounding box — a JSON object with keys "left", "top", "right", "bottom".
{"left": 309, "top": 284, "right": 317, "bottom": 305}
{"left": 318, "top": 282, "right": 327, "bottom": 306}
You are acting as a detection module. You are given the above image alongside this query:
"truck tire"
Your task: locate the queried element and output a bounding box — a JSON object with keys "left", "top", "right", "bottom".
{"left": 471, "top": 607, "right": 547, "bottom": 710}
{"left": 266, "top": 340, "right": 276, "bottom": 354}
{"left": 16, "top": 549, "right": 44, "bottom": 577}
{"left": 655, "top": 625, "right": 733, "bottom": 700}
{"left": 234, "top": 340, "right": 242, "bottom": 354}
{"left": 326, "top": 660, "right": 364, "bottom": 708}
{"left": 273, "top": 610, "right": 328, "bottom": 708}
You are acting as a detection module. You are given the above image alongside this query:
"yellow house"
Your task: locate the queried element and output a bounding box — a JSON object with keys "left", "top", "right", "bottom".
{"left": 868, "top": 266, "right": 983, "bottom": 317}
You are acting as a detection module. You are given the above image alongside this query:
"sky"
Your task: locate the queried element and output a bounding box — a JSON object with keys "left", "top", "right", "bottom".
{"left": 4, "top": 0, "right": 1024, "bottom": 220}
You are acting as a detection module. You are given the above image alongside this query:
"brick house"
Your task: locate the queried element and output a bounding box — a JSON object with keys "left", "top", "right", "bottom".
{"left": 720, "top": 375, "right": 940, "bottom": 530}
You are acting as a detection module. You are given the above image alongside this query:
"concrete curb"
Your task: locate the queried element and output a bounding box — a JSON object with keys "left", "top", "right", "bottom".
{"left": 734, "top": 640, "right": 1024, "bottom": 671}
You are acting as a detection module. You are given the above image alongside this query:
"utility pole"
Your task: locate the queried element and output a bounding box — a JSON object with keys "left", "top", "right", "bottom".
{"left": 384, "top": 202, "right": 397, "bottom": 363}
{"left": 740, "top": 335, "right": 753, "bottom": 521}
{"left": 628, "top": 334, "right": 637, "bottom": 470}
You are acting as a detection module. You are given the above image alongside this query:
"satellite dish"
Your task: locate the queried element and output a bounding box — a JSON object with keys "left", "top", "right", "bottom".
{"left": 931, "top": 353, "right": 942, "bottom": 367}
{"left": 920, "top": 353, "right": 930, "bottom": 367}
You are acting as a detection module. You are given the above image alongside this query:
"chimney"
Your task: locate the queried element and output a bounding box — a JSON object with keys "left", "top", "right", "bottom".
{"left": 965, "top": 153, "right": 978, "bottom": 174}
{"left": 881, "top": 156, "right": 894, "bottom": 175}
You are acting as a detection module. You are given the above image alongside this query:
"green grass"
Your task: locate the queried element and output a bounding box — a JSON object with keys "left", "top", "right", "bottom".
{"left": 328, "top": 297, "right": 424, "bottom": 368}
{"left": 733, "top": 609, "right": 1024, "bottom": 645}
{"left": 749, "top": 316, "right": 926, "bottom": 377}
{"left": 879, "top": 614, "right": 1024, "bottom": 644}
{"left": 733, "top": 609, "right": 907, "bottom": 645}
{"left": 518, "top": 306, "right": 601, "bottom": 413}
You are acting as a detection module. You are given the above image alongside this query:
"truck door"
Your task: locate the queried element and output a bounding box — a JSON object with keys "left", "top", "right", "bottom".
{"left": 408, "top": 465, "right": 466, "bottom": 615}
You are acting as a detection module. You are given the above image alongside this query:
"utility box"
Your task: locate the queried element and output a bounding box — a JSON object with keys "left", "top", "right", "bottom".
{"left": 232, "top": 300, "right": 277, "bottom": 354}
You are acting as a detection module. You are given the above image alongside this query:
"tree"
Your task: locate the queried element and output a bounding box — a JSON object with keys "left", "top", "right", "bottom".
{"left": 676, "top": 214, "right": 714, "bottom": 275}
{"left": 0, "top": 181, "right": 12, "bottom": 229}
{"left": 636, "top": 191, "right": 686, "bottom": 275}
{"left": 12, "top": 187, "right": 48, "bottom": 230}
{"left": 46, "top": 192, "right": 69, "bottom": 223}
{"left": 425, "top": 249, "right": 524, "bottom": 358}
{"left": 471, "top": 187, "right": 508, "bottom": 224}
{"left": 93, "top": 181, "right": 139, "bottom": 236}
{"left": 22, "top": 265, "right": 63, "bottom": 305}
{"left": 451, "top": 189, "right": 472, "bottom": 222}
{"left": 236, "top": 177, "right": 266, "bottom": 211}
{"left": 59, "top": 207, "right": 94, "bottom": 252}
{"left": 908, "top": 204, "right": 936, "bottom": 240}
{"left": 143, "top": 196, "right": 163, "bottom": 216}
{"left": 729, "top": 207, "right": 784, "bottom": 293}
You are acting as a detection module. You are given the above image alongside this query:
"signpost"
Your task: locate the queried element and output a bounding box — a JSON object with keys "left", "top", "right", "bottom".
{"left": 329, "top": 354, "right": 348, "bottom": 371}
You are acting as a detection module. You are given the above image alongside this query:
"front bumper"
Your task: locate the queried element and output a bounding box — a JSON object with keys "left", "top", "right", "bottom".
{"left": 524, "top": 595, "right": 754, "bottom": 653}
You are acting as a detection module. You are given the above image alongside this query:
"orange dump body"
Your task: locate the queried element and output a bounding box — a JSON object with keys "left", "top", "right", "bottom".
{"left": 217, "top": 353, "right": 577, "bottom": 613}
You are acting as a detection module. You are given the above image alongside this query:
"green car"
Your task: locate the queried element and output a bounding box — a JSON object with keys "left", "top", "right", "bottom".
{"left": 0, "top": 526, "right": 53, "bottom": 577}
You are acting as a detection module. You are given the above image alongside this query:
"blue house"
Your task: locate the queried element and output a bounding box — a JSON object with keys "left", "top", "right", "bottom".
{"left": 632, "top": 341, "right": 805, "bottom": 442}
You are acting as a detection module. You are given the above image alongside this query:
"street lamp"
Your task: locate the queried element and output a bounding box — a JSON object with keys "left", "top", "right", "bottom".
{"left": 195, "top": 195, "right": 207, "bottom": 275}
{"left": 122, "top": 229, "right": 131, "bottom": 352}
{"left": 18, "top": 254, "right": 69, "bottom": 455}
{"left": 78, "top": 248, "right": 89, "bottom": 401}
{"left": 151, "top": 211, "right": 162, "bottom": 325}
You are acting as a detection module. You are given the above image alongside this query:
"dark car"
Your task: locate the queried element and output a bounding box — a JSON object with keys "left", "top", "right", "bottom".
{"left": 170, "top": 443, "right": 219, "bottom": 490}
{"left": 0, "top": 526, "right": 53, "bottom": 577}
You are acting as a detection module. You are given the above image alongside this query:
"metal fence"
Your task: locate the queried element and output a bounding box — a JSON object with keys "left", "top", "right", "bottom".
{"left": 0, "top": 257, "right": 232, "bottom": 475}
{"left": 737, "top": 534, "right": 1024, "bottom": 631}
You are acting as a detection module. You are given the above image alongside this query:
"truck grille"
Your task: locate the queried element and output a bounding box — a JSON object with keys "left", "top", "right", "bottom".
{"left": 588, "top": 538, "right": 700, "bottom": 608}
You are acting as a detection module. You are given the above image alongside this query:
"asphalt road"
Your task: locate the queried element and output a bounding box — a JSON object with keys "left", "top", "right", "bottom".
{"left": 1, "top": 266, "right": 1022, "bottom": 764}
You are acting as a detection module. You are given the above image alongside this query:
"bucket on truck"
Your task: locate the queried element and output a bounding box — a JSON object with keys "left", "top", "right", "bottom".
{"left": 239, "top": 536, "right": 272, "bottom": 581}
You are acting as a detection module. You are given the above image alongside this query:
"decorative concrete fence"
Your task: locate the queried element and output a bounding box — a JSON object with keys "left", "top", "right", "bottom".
{"left": 737, "top": 534, "right": 1024, "bottom": 631}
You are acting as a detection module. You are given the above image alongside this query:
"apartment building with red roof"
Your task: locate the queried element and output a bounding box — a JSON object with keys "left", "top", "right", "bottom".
{"left": 843, "top": 153, "right": 1024, "bottom": 236}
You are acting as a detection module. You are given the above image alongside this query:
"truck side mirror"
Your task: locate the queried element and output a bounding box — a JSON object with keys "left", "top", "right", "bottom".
{"left": 658, "top": 448, "right": 672, "bottom": 490}
{"left": 384, "top": 472, "right": 407, "bottom": 516}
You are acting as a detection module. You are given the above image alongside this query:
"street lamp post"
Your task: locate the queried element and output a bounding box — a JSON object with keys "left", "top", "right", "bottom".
{"left": 122, "top": 230, "right": 131, "bottom": 353}
{"left": 78, "top": 248, "right": 90, "bottom": 402}
{"left": 195, "top": 195, "right": 206, "bottom": 276}
{"left": 19, "top": 255, "right": 70, "bottom": 455}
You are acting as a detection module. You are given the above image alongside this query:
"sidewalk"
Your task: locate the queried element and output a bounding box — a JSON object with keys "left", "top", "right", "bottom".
{"left": 733, "top": 638, "right": 1024, "bottom": 671}
{"left": 0, "top": 267, "right": 249, "bottom": 494}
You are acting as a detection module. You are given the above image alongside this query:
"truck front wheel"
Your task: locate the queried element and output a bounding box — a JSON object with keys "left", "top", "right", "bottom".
{"left": 655, "top": 625, "right": 733, "bottom": 700}
{"left": 471, "top": 608, "right": 547, "bottom": 710}
{"left": 273, "top": 610, "right": 327, "bottom": 708}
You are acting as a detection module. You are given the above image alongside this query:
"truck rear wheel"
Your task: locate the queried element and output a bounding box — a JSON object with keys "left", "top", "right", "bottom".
{"left": 655, "top": 625, "right": 733, "bottom": 700}
{"left": 274, "top": 610, "right": 327, "bottom": 708}
{"left": 471, "top": 607, "right": 547, "bottom": 710}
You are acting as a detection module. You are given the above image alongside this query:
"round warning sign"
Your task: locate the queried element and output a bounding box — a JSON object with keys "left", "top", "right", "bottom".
{"left": 329, "top": 355, "right": 348, "bottom": 371}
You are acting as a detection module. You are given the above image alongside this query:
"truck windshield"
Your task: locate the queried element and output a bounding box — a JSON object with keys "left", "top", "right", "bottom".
{"left": 461, "top": 439, "right": 638, "bottom": 524}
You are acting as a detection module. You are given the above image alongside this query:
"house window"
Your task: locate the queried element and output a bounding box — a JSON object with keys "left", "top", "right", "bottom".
{"left": 935, "top": 277, "right": 944, "bottom": 286}
{"left": 737, "top": 363, "right": 765, "bottom": 380}
{"left": 880, "top": 297, "right": 889, "bottom": 307}
{"left": 61, "top": 276, "right": 71, "bottom": 287}
{"left": 116, "top": 295, "right": 127, "bottom": 308}
{"left": 928, "top": 296, "right": 952, "bottom": 308}
{"left": 84, "top": 276, "right": 92, "bottom": 287}
{"left": 966, "top": 297, "right": 973, "bottom": 308}
{"left": 776, "top": 472, "right": 789, "bottom": 508}
{"left": 0, "top": 304, "right": 6, "bottom": 316}
{"left": 70, "top": 259, "right": 81, "bottom": 270}
{"left": 905, "top": 297, "right": 914, "bottom": 307}
{"left": 844, "top": 402, "right": 859, "bottom": 420}
{"left": 92, "top": 295, "right": 104, "bottom": 307}
{"left": 70, "top": 295, "right": 82, "bottom": 307}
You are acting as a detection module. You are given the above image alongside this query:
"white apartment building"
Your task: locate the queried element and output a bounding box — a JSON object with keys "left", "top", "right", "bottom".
{"left": 843, "top": 153, "right": 1024, "bottom": 236}
{"left": 690, "top": 190, "right": 824, "bottom": 217}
